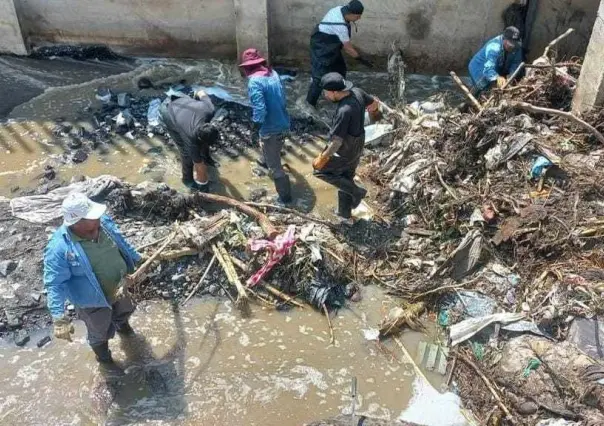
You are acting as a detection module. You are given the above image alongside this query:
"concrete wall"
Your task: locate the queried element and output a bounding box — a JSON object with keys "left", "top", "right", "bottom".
{"left": 529, "top": 0, "right": 599, "bottom": 61}
{"left": 0, "top": 0, "right": 28, "bottom": 55}
{"left": 572, "top": 0, "right": 604, "bottom": 111}
{"left": 269, "top": 0, "right": 517, "bottom": 73}
{"left": 14, "top": 0, "right": 237, "bottom": 58}
{"left": 2, "top": 0, "right": 602, "bottom": 73}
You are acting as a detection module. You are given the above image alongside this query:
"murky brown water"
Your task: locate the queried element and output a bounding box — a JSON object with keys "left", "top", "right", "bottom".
{"left": 0, "top": 286, "right": 444, "bottom": 425}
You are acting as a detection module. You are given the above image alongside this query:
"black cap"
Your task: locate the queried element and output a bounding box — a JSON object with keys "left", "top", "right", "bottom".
{"left": 321, "top": 72, "right": 354, "bottom": 91}
{"left": 503, "top": 26, "right": 522, "bottom": 48}
{"left": 343, "top": 0, "right": 364, "bottom": 15}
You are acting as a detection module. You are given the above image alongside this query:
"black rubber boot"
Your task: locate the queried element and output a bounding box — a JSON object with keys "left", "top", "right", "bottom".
{"left": 274, "top": 175, "right": 293, "bottom": 204}
{"left": 92, "top": 342, "right": 124, "bottom": 376}
{"left": 337, "top": 191, "right": 354, "bottom": 219}
{"left": 116, "top": 322, "right": 135, "bottom": 336}
{"left": 92, "top": 342, "right": 113, "bottom": 363}
{"left": 352, "top": 187, "right": 368, "bottom": 209}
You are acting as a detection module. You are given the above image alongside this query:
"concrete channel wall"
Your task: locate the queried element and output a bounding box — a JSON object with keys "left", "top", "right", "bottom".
{"left": 0, "top": 0, "right": 601, "bottom": 72}
{"left": 14, "top": 0, "right": 237, "bottom": 57}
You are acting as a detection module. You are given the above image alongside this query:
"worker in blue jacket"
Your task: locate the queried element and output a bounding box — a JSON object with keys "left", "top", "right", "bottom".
{"left": 240, "top": 48, "right": 293, "bottom": 204}
{"left": 469, "top": 26, "right": 523, "bottom": 93}
{"left": 44, "top": 193, "right": 141, "bottom": 374}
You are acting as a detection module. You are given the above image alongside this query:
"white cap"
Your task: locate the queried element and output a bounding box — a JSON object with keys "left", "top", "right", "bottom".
{"left": 62, "top": 192, "right": 107, "bottom": 226}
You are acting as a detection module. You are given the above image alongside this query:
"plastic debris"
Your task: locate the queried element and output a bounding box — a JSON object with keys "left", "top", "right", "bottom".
{"left": 531, "top": 156, "right": 553, "bottom": 179}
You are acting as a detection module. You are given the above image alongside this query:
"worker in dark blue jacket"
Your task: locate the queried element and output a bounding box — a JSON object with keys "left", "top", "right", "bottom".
{"left": 469, "top": 26, "right": 523, "bottom": 93}
{"left": 240, "top": 48, "right": 293, "bottom": 204}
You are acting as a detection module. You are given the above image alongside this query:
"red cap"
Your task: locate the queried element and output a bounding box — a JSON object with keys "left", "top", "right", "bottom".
{"left": 239, "top": 48, "right": 267, "bottom": 67}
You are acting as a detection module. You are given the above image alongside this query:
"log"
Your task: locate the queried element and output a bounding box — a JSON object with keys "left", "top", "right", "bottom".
{"left": 212, "top": 243, "right": 250, "bottom": 312}
{"left": 450, "top": 71, "right": 483, "bottom": 111}
{"left": 195, "top": 192, "right": 278, "bottom": 239}
{"left": 513, "top": 101, "right": 604, "bottom": 144}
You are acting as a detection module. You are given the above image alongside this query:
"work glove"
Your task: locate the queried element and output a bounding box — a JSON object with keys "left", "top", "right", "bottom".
{"left": 312, "top": 152, "right": 330, "bottom": 170}
{"left": 53, "top": 317, "right": 75, "bottom": 342}
{"left": 366, "top": 97, "right": 383, "bottom": 122}
{"left": 496, "top": 76, "right": 507, "bottom": 89}
{"left": 356, "top": 56, "right": 375, "bottom": 69}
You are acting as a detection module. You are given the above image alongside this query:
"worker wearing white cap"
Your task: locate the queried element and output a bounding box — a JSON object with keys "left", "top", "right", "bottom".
{"left": 43, "top": 192, "right": 141, "bottom": 374}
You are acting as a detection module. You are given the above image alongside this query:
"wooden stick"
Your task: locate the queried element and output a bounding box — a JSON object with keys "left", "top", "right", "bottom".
{"left": 264, "top": 283, "right": 306, "bottom": 309}
{"left": 159, "top": 247, "right": 199, "bottom": 261}
{"left": 212, "top": 243, "right": 249, "bottom": 311}
{"left": 459, "top": 354, "right": 517, "bottom": 425}
{"left": 181, "top": 255, "right": 217, "bottom": 305}
{"left": 543, "top": 28, "right": 575, "bottom": 59}
{"left": 501, "top": 62, "right": 525, "bottom": 89}
{"left": 136, "top": 235, "right": 168, "bottom": 251}
{"left": 322, "top": 303, "right": 335, "bottom": 345}
{"left": 434, "top": 165, "right": 459, "bottom": 200}
{"left": 129, "top": 229, "right": 177, "bottom": 284}
{"left": 450, "top": 71, "right": 483, "bottom": 111}
{"left": 512, "top": 101, "right": 604, "bottom": 144}
{"left": 245, "top": 202, "right": 336, "bottom": 228}
{"left": 195, "top": 192, "right": 278, "bottom": 239}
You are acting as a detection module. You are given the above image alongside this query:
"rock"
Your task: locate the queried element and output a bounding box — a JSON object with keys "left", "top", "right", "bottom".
{"left": 14, "top": 330, "right": 29, "bottom": 347}
{"left": 6, "top": 311, "right": 22, "bottom": 329}
{"left": 208, "top": 284, "right": 220, "bottom": 296}
{"left": 161, "top": 291, "right": 171, "bottom": 299}
{"left": 249, "top": 188, "right": 267, "bottom": 202}
{"left": 224, "top": 147, "right": 240, "bottom": 158}
{"left": 516, "top": 401, "right": 539, "bottom": 415}
{"left": 252, "top": 167, "right": 267, "bottom": 177}
{"left": 67, "top": 304, "right": 75, "bottom": 312}
{"left": 36, "top": 336, "right": 51, "bottom": 348}
{"left": 0, "top": 260, "right": 17, "bottom": 276}
{"left": 137, "top": 77, "right": 154, "bottom": 89}
{"left": 31, "top": 292, "right": 42, "bottom": 303}
{"left": 71, "top": 149, "right": 88, "bottom": 164}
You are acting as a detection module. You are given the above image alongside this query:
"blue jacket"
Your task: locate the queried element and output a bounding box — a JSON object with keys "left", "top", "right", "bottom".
{"left": 468, "top": 35, "right": 522, "bottom": 91}
{"left": 248, "top": 70, "right": 291, "bottom": 137}
{"left": 43, "top": 215, "right": 141, "bottom": 318}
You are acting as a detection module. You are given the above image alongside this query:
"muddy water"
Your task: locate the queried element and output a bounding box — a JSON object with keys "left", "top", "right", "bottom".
{"left": 0, "top": 286, "right": 444, "bottom": 425}
{"left": 0, "top": 58, "right": 460, "bottom": 217}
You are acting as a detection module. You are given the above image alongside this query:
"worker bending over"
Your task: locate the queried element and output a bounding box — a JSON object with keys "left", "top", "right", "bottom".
{"left": 44, "top": 193, "right": 141, "bottom": 374}
{"left": 240, "top": 48, "right": 293, "bottom": 204}
{"left": 312, "top": 72, "right": 379, "bottom": 223}
{"left": 469, "top": 26, "right": 523, "bottom": 93}
{"left": 160, "top": 90, "right": 219, "bottom": 192}
{"left": 306, "top": 0, "right": 373, "bottom": 109}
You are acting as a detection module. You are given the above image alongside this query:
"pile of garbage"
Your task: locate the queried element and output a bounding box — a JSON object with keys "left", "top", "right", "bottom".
{"left": 364, "top": 32, "right": 604, "bottom": 425}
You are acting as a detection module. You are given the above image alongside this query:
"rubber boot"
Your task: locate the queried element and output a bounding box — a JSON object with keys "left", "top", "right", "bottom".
{"left": 337, "top": 191, "right": 354, "bottom": 219}
{"left": 116, "top": 322, "right": 135, "bottom": 337}
{"left": 274, "top": 175, "right": 293, "bottom": 204}
{"left": 352, "top": 186, "right": 368, "bottom": 209}
{"left": 91, "top": 342, "right": 124, "bottom": 376}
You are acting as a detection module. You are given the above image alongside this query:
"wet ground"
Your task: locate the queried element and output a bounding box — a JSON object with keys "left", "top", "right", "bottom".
{"left": 0, "top": 56, "right": 461, "bottom": 217}
{"left": 0, "top": 53, "right": 463, "bottom": 425}
{"left": 0, "top": 286, "right": 444, "bottom": 425}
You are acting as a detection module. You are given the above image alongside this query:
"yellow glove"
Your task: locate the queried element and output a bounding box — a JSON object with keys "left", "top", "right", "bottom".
{"left": 53, "top": 317, "right": 74, "bottom": 342}
{"left": 312, "top": 152, "right": 330, "bottom": 170}
{"left": 496, "top": 76, "right": 507, "bottom": 88}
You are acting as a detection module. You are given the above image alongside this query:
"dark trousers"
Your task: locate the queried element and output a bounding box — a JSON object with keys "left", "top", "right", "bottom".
{"left": 314, "top": 166, "right": 366, "bottom": 218}
{"left": 259, "top": 133, "right": 286, "bottom": 179}
{"left": 306, "top": 77, "right": 324, "bottom": 107}
{"left": 76, "top": 296, "right": 136, "bottom": 347}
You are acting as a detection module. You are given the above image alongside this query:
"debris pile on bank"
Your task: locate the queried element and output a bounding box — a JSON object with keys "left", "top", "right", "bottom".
{"left": 365, "top": 30, "right": 604, "bottom": 425}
